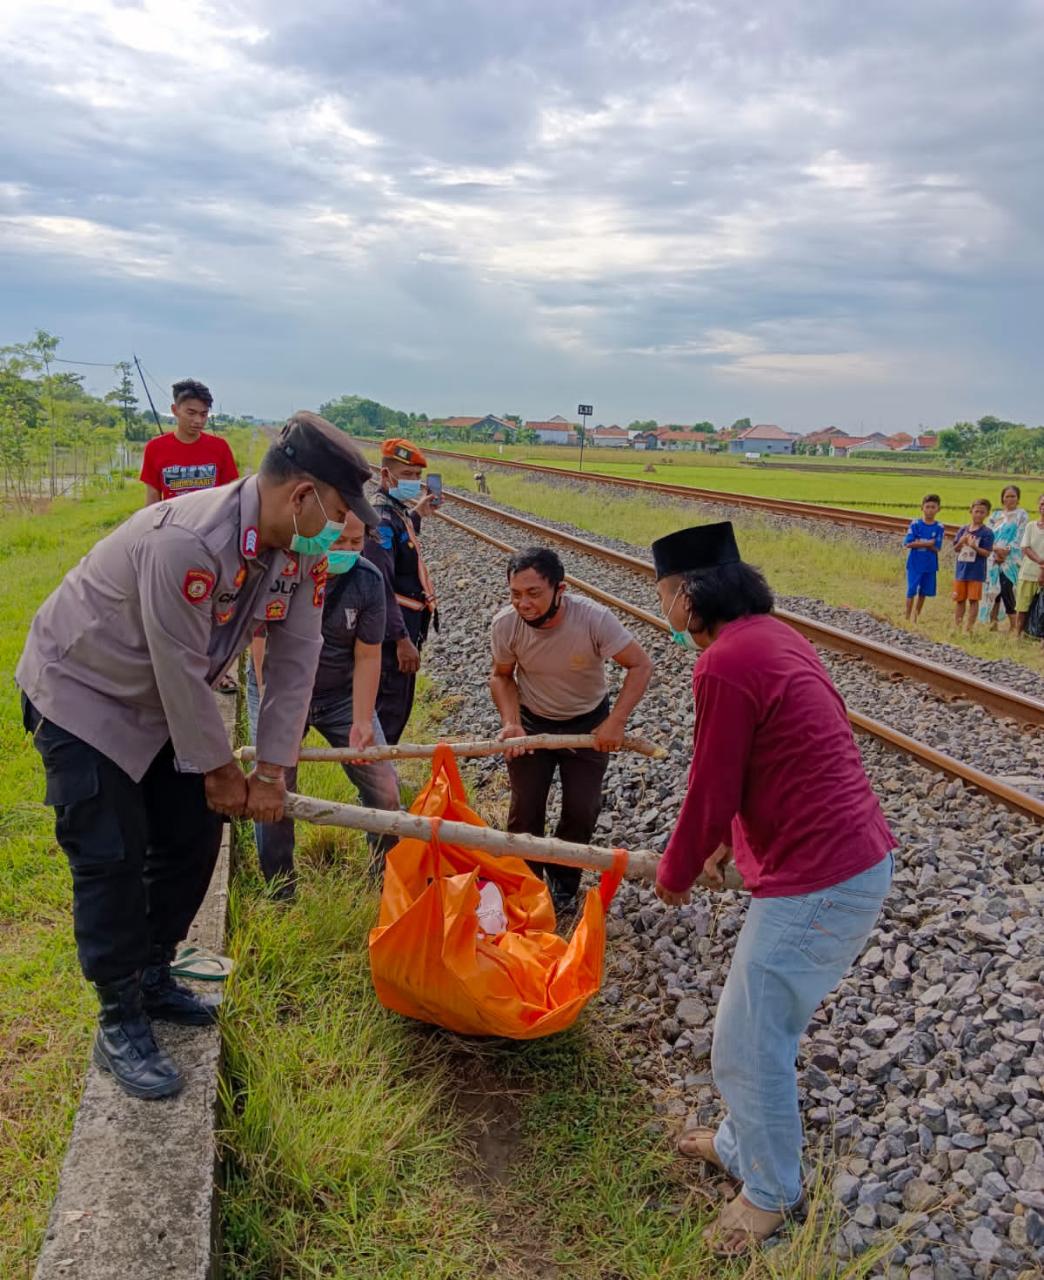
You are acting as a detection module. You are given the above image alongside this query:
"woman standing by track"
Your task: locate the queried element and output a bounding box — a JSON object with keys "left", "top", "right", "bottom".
{"left": 979, "top": 484, "right": 1028, "bottom": 631}
{"left": 650, "top": 522, "right": 896, "bottom": 1256}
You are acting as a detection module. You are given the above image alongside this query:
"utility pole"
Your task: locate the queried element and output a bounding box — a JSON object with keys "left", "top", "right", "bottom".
{"left": 133, "top": 354, "right": 163, "bottom": 435}
{"left": 577, "top": 403, "right": 593, "bottom": 472}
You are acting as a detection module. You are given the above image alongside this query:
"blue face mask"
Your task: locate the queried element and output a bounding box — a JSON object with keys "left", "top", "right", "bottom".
{"left": 390, "top": 479, "right": 422, "bottom": 502}
{"left": 326, "top": 549, "right": 360, "bottom": 575}
{"left": 290, "top": 489, "right": 344, "bottom": 555}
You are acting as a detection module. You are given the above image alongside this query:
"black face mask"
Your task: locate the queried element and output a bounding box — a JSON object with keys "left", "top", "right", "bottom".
{"left": 522, "top": 584, "right": 564, "bottom": 628}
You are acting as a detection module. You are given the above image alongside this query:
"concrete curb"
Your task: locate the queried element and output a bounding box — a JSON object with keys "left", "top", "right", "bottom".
{"left": 34, "top": 703, "right": 235, "bottom": 1280}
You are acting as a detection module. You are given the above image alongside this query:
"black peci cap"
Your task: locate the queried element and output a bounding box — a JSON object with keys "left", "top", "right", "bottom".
{"left": 276, "top": 411, "right": 379, "bottom": 526}
{"left": 651, "top": 522, "right": 741, "bottom": 580}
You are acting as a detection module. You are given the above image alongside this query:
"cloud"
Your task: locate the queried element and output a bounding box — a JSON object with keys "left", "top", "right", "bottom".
{"left": 0, "top": 0, "right": 1042, "bottom": 428}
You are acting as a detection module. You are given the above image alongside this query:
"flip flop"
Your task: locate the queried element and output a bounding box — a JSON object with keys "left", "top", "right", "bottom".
{"left": 704, "top": 1191, "right": 797, "bottom": 1256}
{"left": 171, "top": 945, "right": 234, "bottom": 982}
{"left": 217, "top": 675, "right": 239, "bottom": 695}
{"left": 677, "top": 1126, "right": 737, "bottom": 1181}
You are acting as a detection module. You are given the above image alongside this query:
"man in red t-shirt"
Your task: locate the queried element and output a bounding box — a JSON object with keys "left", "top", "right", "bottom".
{"left": 139, "top": 379, "right": 239, "bottom": 505}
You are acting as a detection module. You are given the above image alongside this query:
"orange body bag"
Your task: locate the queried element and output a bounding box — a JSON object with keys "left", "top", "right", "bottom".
{"left": 368, "top": 745, "right": 624, "bottom": 1038}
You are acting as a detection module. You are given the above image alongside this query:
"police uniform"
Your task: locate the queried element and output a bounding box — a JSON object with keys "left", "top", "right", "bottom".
{"left": 364, "top": 440, "right": 438, "bottom": 744}
{"left": 16, "top": 414, "right": 376, "bottom": 1099}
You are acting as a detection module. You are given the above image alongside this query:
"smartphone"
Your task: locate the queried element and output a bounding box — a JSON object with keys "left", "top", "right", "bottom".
{"left": 426, "top": 473, "right": 443, "bottom": 507}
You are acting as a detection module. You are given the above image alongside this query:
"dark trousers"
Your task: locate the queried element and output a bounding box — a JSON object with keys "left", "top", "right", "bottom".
{"left": 377, "top": 639, "right": 421, "bottom": 745}
{"left": 246, "top": 667, "right": 400, "bottom": 883}
{"left": 23, "top": 697, "right": 223, "bottom": 984}
{"left": 506, "top": 699, "right": 611, "bottom": 901}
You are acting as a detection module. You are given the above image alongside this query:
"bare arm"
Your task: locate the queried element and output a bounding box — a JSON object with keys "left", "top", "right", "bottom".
{"left": 593, "top": 639, "right": 654, "bottom": 751}
{"left": 490, "top": 659, "right": 527, "bottom": 757}
{"left": 350, "top": 640, "right": 382, "bottom": 749}
{"left": 144, "top": 484, "right": 162, "bottom": 506}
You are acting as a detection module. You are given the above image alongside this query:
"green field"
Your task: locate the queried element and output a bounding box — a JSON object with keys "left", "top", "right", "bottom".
{"left": 429, "top": 443, "right": 1043, "bottom": 517}
{"left": 3, "top": 480, "right": 906, "bottom": 1278}
{"left": 0, "top": 486, "right": 141, "bottom": 1275}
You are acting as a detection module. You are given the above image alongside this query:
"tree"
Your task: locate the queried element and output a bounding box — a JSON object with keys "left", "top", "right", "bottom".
{"left": 106, "top": 361, "right": 141, "bottom": 440}
{"left": 503, "top": 413, "right": 522, "bottom": 427}
{"left": 691, "top": 421, "right": 715, "bottom": 434}
{"left": 627, "top": 419, "right": 658, "bottom": 432}
{"left": 977, "top": 414, "right": 1022, "bottom": 435}
{"left": 937, "top": 422, "right": 978, "bottom": 456}
{"left": 730, "top": 417, "right": 751, "bottom": 432}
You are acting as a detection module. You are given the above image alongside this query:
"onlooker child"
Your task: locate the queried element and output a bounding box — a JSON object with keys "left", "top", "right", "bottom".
{"left": 903, "top": 493, "right": 944, "bottom": 621}
{"left": 1015, "top": 491, "right": 1044, "bottom": 638}
{"left": 952, "top": 499, "right": 995, "bottom": 633}
{"left": 139, "top": 379, "right": 239, "bottom": 505}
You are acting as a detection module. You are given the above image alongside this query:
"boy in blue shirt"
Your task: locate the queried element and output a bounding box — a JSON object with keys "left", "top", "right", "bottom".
{"left": 952, "top": 499, "right": 995, "bottom": 633}
{"left": 903, "top": 493, "right": 944, "bottom": 621}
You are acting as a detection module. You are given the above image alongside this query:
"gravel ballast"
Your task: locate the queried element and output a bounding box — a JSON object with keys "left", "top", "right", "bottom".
{"left": 414, "top": 510, "right": 1044, "bottom": 1279}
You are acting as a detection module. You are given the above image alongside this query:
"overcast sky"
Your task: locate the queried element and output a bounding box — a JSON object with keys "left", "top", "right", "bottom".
{"left": 2, "top": 0, "right": 1042, "bottom": 431}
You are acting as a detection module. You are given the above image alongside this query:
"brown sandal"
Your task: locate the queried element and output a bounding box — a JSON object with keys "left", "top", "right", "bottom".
{"left": 704, "top": 1192, "right": 790, "bottom": 1256}
{"left": 676, "top": 1127, "right": 736, "bottom": 1180}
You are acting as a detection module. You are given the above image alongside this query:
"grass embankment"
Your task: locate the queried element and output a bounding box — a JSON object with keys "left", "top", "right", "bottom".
{"left": 0, "top": 488, "right": 140, "bottom": 1276}
{"left": 431, "top": 443, "right": 1041, "bottom": 516}
{"left": 429, "top": 459, "right": 1044, "bottom": 676}
{"left": 219, "top": 688, "right": 903, "bottom": 1279}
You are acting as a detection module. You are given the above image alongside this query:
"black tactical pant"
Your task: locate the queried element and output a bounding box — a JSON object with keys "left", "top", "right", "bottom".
{"left": 506, "top": 699, "right": 611, "bottom": 902}
{"left": 23, "top": 697, "right": 223, "bottom": 984}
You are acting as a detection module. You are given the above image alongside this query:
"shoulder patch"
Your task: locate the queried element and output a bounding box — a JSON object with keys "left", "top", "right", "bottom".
{"left": 313, "top": 583, "right": 326, "bottom": 608}
{"left": 310, "top": 556, "right": 328, "bottom": 581}
{"left": 182, "top": 568, "right": 215, "bottom": 604}
{"left": 242, "top": 526, "right": 259, "bottom": 559}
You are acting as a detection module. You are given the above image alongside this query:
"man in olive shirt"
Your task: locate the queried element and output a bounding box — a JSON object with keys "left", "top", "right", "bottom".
{"left": 17, "top": 413, "right": 377, "bottom": 1099}
{"left": 489, "top": 546, "right": 653, "bottom": 917}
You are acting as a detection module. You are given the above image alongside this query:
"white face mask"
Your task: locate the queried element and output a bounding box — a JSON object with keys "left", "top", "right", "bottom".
{"left": 665, "top": 584, "right": 699, "bottom": 651}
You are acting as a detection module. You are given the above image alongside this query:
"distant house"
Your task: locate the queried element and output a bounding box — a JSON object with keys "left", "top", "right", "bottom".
{"left": 658, "top": 430, "right": 712, "bottom": 452}
{"left": 901, "top": 434, "right": 939, "bottom": 452}
{"left": 433, "top": 414, "right": 517, "bottom": 442}
{"left": 886, "top": 432, "right": 914, "bottom": 450}
{"left": 727, "top": 424, "right": 795, "bottom": 456}
{"left": 525, "top": 416, "right": 579, "bottom": 445}
{"left": 631, "top": 430, "right": 659, "bottom": 450}
{"left": 588, "top": 425, "right": 629, "bottom": 448}
{"left": 800, "top": 427, "right": 846, "bottom": 454}
{"left": 828, "top": 435, "right": 889, "bottom": 457}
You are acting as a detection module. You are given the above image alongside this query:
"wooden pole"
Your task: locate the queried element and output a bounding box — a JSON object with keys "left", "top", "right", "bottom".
{"left": 283, "top": 792, "right": 745, "bottom": 891}
{"left": 237, "top": 732, "right": 667, "bottom": 765}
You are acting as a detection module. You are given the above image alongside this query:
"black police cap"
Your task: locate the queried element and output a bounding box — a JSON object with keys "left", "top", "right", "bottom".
{"left": 651, "top": 522, "right": 741, "bottom": 580}
{"left": 276, "top": 411, "right": 379, "bottom": 526}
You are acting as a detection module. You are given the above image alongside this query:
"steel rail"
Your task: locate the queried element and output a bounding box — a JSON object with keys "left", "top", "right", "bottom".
{"left": 435, "top": 506, "right": 1044, "bottom": 822}
{"left": 440, "top": 489, "right": 1044, "bottom": 729}
{"left": 408, "top": 443, "right": 963, "bottom": 536}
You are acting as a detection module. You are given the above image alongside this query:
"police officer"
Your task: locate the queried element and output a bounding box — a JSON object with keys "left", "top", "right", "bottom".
{"left": 364, "top": 438, "right": 439, "bottom": 744}
{"left": 16, "top": 412, "right": 377, "bottom": 1100}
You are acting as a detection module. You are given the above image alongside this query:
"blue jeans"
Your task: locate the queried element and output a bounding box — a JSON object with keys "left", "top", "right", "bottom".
{"left": 246, "top": 666, "right": 401, "bottom": 885}
{"left": 710, "top": 854, "right": 893, "bottom": 1211}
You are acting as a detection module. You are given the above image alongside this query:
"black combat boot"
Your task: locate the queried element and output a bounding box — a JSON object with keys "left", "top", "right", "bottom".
{"left": 93, "top": 973, "right": 185, "bottom": 1100}
{"left": 141, "top": 943, "right": 222, "bottom": 1026}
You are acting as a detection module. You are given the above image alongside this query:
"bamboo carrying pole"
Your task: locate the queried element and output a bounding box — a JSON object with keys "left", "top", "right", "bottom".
{"left": 236, "top": 732, "right": 667, "bottom": 764}
{"left": 283, "top": 793, "right": 745, "bottom": 891}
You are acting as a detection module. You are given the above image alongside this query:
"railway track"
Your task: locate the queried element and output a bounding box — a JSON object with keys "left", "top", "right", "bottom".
{"left": 410, "top": 443, "right": 963, "bottom": 537}
{"left": 431, "top": 495, "right": 1044, "bottom": 823}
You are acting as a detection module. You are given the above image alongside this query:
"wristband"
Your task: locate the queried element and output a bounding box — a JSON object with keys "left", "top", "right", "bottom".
{"left": 254, "top": 771, "right": 282, "bottom": 785}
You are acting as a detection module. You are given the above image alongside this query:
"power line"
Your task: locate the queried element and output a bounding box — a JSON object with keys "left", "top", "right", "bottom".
{"left": 133, "top": 354, "right": 163, "bottom": 435}
{"left": 53, "top": 356, "right": 124, "bottom": 368}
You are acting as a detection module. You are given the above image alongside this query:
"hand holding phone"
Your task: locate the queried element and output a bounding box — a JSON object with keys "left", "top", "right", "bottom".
{"left": 426, "top": 473, "right": 443, "bottom": 508}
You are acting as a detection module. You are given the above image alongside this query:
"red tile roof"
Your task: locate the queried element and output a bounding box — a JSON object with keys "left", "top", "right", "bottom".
{"left": 526, "top": 420, "right": 578, "bottom": 432}
{"left": 737, "top": 423, "right": 791, "bottom": 441}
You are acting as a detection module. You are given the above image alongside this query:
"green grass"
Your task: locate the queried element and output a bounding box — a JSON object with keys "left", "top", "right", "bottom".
{"left": 219, "top": 685, "right": 912, "bottom": 1279}
{"left": 429, "top": 442, "right": 1044, "bottom": 517}
{"left": 426, "top": 458, "right": 1044, "bottom": 676}
{"left": 0, "top": 488, "right": 141, "bottom": 1277}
